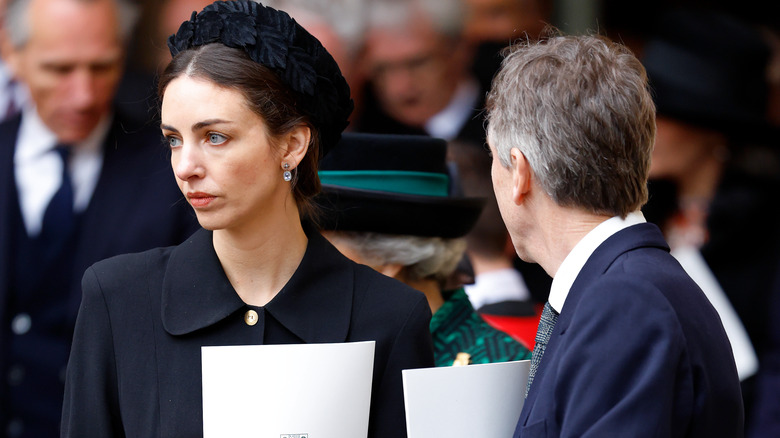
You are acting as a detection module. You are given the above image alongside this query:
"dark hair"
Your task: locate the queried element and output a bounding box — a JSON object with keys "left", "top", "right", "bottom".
{"left": 158, "top": 43, "right": 321, "bottom": 219}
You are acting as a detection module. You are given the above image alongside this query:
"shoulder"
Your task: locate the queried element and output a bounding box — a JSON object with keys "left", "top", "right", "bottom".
{"left": 83, "top": 246, "right": 175, "bottom": 298}
{"left": 307, "top": 229, "right": 430, "bottom": 319}
{"left": 352, "top": 262, "right": 429, "bottom": 310}
{"left": 340, "top": 259, "right": 432, "bottom": 339}
{"left": 581, "top": 224, "right": 706, "bottom": 317}
{"left": 569, "top": 249, "right": 729, "bottom": 359}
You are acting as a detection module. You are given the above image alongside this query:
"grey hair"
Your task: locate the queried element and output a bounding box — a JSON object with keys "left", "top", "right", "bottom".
{"left": 366, "top": 0, "right": 465, "bottom": 41}
{"left": 486, "top": 33, "right": 656, "bottom": 217}
{"left": 4, "top": 0, "right": 139, "bottom": 48}
{"left": 331, "top": 231, "right": 467, "bottom": 284}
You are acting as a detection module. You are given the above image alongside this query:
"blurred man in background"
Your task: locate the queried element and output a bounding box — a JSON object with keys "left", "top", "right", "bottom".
{"left": 0, "top": 0, "right": 198, "bottom": 435}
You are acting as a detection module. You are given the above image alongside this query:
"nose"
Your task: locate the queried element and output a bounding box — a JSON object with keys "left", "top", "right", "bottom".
{"left": 172, "top": 142, "right": 204, "bottom": 182}
{"left": 69, "top": 69, "right": 97, "bottom": 110}
{"left": 382, "top": 65, "right": 416, "bottom": 97}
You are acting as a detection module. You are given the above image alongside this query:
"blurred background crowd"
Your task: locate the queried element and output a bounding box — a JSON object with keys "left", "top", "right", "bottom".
{"left": 2, "top": 0, "right": 780, "bottom": 437}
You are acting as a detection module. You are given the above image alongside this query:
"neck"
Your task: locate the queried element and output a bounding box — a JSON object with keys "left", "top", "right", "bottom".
{"left": 467, "top": 251, "right": 514, "bottom": 276}
{"left": 403, "top": 276, "right": 446, "bottom": 314}
{"left": 677, "top": 154, "right": 724, "bottom": 203}
{"left": 531, "top": 202, "right": 611, "bottom": 279}
{"left": 213, "top": 205, "right": 308, "bottom": 307}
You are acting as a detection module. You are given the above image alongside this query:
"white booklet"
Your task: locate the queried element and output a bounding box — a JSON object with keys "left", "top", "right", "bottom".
{"left": 403, "top": 360, "right": 530, "bottom": 438}
{"left": 202, "top": 341, "right": 375, "bottom": 438}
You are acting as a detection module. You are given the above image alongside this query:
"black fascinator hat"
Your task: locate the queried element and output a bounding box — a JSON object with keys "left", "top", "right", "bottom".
{"left": 167, "top": 0, "right": 353, "bottom": 157}
{"left": 315, "top": 133, "right": 486, "bottom": 238}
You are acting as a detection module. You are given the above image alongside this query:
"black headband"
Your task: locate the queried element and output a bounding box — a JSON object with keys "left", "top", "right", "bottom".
{"left": 167, "top": 0, "right": 353, "bottom": 157}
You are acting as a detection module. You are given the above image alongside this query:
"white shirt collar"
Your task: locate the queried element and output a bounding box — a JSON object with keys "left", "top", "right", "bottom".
{"left": 16, "top": 106, "right": 59, "bottom": 162}
{"left": 16, "top": 105, "right": 110, "bottom": 158}
{"left": 548, "top": 211, "right": 646, "bottom": 313}
{"left": 464, "top": 267, "right": 531, "bottom": 309}
{"left": 15, "top": 105, "right": 111, "bottom": 235}
{"left": 424, "top": 78, "right": 480, "bottom": 141}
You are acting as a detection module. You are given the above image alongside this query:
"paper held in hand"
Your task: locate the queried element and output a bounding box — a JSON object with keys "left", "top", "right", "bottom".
{"left": 403, "top": 359, "right": 530, "bottom": 438}
{"left": 202, "top": 341, "right": 375, "bottom": 438}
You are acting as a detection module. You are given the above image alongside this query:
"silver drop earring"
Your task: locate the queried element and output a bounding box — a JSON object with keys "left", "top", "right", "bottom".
{"left": 283, "top": 163, "right": 292, "bottom": 182}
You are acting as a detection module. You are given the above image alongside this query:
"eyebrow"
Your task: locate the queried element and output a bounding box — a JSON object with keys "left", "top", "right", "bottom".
{"left": 160, "top": 119, "right": 234, "bottom": 133}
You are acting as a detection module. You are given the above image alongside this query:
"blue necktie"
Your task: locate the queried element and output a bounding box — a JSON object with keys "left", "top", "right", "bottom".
{"left": 39, "top": 145, "right": 75, "bottom": 248}
{"left": 526, "top": 301, "right": 559, "bottom": 397}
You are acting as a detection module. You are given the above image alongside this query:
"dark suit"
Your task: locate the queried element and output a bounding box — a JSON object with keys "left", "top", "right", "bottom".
{"left": 61, "top": 227, "right": 434, "bottom": 438}
{"left": 515, "top": 223, "right": 743, "bottom": 437}
{"left": 0, "top": 112, "right": 200, "bottom": 437}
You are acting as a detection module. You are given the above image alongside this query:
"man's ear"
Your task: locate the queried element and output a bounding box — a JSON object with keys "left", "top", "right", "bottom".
{"left": 281, "top": 124, "right": 311, "bottom": 169}
{"left": 1, "top": 35, "right": 22, "bottom": 79}
{"left": 510, "top": 147, "right": 532, "bottom": 205}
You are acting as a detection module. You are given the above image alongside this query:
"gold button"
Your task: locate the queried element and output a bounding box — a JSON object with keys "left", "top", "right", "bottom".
{"left": 244, "top": 309, "right": 258, "bottom": 326}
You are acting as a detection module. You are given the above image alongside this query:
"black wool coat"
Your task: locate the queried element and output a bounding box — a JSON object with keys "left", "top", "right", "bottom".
{"left": 61, "top": 227, "right": 434, "bottom": 438}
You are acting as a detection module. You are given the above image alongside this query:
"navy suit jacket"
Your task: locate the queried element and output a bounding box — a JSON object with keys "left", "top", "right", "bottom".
{"left": 515, "top": 223, "right": 743, "bottom": 437}
{"left": 0, "top": 112, "right": 200, "bottom": 433}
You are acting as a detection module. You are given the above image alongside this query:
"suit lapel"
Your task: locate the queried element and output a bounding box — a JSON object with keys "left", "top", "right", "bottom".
{"left": 0, "top": 116, "right": 22, "bottom": 353}
{"left": 555, "top": 223, "right": 669, "bottom": 334}
{"left": 68, "top": 117, "right": 146, "bottom": 318}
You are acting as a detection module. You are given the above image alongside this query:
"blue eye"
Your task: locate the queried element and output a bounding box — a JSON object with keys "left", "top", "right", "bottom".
{"left": 167, "top": 136, "right": 182, "bottom": 148}
{"left": 208, "top": 133, "right": 228, "bottom": 145}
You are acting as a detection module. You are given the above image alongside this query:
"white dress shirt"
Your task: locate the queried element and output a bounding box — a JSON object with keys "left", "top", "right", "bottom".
{"left": 548, "top": 211, "right": 647, "bottom": 313}
{"left": 464, "top": 267, "right": 532, "bottom": 310}
{"left": 14, "top": 106, "right": 109, "bottom": 236}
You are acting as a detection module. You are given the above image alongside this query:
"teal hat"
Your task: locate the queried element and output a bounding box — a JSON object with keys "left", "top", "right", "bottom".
{"left": 316, "top": 133, "right": 485, "bottom": 238}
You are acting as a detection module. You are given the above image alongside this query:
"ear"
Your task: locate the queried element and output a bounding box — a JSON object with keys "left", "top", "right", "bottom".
{"left": 510, "top": 147, "right": 532, "bottom": 205}
{"left": 281, "top": 124, "right": 311, "bottom": 169}
{"left": 1, "top": 35, "right": 21, "bottom": 78}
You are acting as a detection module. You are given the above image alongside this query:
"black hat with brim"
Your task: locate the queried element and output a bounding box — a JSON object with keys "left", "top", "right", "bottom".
{"left": 315, "top": 133, "right": 486, "bottom": 238}
{"left": 641, "top": 9, "right": 778, "bottom": 141}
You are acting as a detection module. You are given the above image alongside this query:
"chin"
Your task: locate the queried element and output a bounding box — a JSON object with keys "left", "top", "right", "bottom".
{"left": 513, "top": 244, "right": 535, "bottom": 265}
{"left": 192, "top": 215, "right": 225, "bottom": 232}
{"left": 57, "top": 130, "right": 94, "bottom": 145}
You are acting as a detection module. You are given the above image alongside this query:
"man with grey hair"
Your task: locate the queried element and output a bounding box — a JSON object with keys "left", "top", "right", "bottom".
{"left": 486, "top": 34, "right": 744, "bottom": 437}
{"left": 0, "top": 0, "right": 28, "bottom": 122}
{"left": 356, "top": 0, "right": 486, "bottom": 146}
{"left": 0, "top": 0, "right": 198, "bottom": 435}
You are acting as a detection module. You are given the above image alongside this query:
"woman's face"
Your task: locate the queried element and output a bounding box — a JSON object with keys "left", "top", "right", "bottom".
{"left": 161, "top": 75, "right": 289, "bottom": 232}
{"left": 650, "top": 116, "right": 724, "bottom": 182}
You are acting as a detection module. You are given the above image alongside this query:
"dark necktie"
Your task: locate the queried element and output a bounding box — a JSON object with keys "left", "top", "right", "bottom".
{"left": 526, "top": 301, "right": 559, "bottom": 397}
{"left": 39, "top": 145, "right": 75, "bottom": 248}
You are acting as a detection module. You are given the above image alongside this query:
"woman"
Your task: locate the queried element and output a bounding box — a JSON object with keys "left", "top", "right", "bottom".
{"left": 640, "top": 11, "right": 780, "bottom": 433}
{"left": 316, "top": 132, "right": 531, "bottom": 367}
{"left": 60, "top": 2, "right": 434, "bottom": 437}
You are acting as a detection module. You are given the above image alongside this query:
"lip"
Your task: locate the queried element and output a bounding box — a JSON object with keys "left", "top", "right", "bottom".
{"left": 187, "top": 192, "right": 216, "bottom": 208}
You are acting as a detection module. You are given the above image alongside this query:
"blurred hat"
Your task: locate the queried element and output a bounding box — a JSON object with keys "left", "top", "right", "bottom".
{"left": 641, "top": 9, "right": 775, "bottom": 139}
{"left": 316, "top": 133, "right": 485, "bottom": 238}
